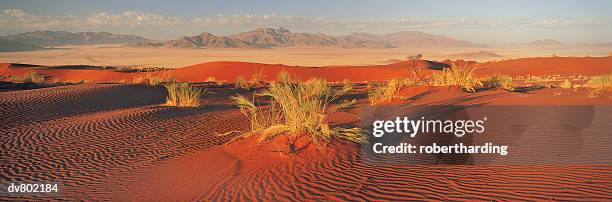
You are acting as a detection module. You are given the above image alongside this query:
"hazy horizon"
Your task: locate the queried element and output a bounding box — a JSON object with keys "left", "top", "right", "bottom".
{"left": 1, "top": 0, "right": 611, "bottom": 44}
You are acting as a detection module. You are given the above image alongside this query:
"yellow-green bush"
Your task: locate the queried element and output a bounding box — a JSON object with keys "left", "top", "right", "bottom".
{"left": 585, "top": 74, "right": 612, "bottom": 91}
{"left": 482, "top": 75, "right": 514, "bottom": 91}
{"left": 235, "top": 75, "right": 250, "bottom": 89}
{"left": 429, "top": 64, "right": 482, "bottom": 92}
{"left": 13, "top": 72, "right": 45, "bottom": 84}
{"left": 368, "top": 78, "right": 411, "bottom": 104}
{"left": 165, "top": 82, "right": 204, "bottom": 107}
{"left": 232, "top": 76, "right": 366, "bottom": 152}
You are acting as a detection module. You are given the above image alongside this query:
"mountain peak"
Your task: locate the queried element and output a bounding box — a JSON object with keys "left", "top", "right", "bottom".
{"left": 529, "top": 39, "right": 564, "bottom": 46}
{"left": 130, "top": 27, "right": 481, "bottom": 49}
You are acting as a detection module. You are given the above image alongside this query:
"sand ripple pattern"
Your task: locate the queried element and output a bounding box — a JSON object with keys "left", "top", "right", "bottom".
{"left": 0, "top": 84, "right": 248, "bottom": 200}
{"left": 203, "top": 144, "right": 612, "bottom": 201}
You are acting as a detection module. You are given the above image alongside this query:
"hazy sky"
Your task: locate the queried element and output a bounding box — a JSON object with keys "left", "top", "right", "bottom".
{"left": 1, "top": 0, "right": 611, "bottom": 44}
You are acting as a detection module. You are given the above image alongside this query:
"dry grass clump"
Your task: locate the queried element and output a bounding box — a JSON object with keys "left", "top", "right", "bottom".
{"left": 585, "top": 73, "right": 612, "bottom": 97}
{"left": 232, "top": 74, "right": 366, "bottom": 152}
{"left": 585, "top": 74, "right": 612, "bottom": 92}
{"left": 133, "top": 72, "right": 175, "bottom": 85}
{"left": 235, "top": 69, "right": 271, "bottom": 89}
{"left": 12, "top": 72, "right": 45, "bottom": 84}
{"left": 559, "top": 79, "right": 573, "bottom": 89}
{"left": 164, "top": 82, "right": 205, "bottom": 107}
{"left": 429, "top": 64, "right": 482, "bottom": 92}
{"left": 407, "top": 54, "right": 423, "bottom": 84}
{"left": 235, "top": 75, "right": 250, "bottom": 89}
{"left": 368, "top": 77, "right": 412, "bottom": 104}
{"left": 517, "top": 75, "right": 560, "bottom": 88}
{"left": 205, "top": 76, "right": 225, "bottom": 86}
{"left": 482, "top": 75, "right": 514, "bottom": 91}
{"left": 249, "top": 69, "right": 267, "bottom": 87}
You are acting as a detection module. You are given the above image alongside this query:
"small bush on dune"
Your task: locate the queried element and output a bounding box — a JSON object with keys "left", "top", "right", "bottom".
{"left": 13, "top": 72, "right": 45, "bottom": 84}
{"left": 277, "top": 71, "right": 292, "bottom": 84}
{"left": 235, "top": 75, "right": 250, "bottom": 89}
{"left": 133, "top": 72, "right": 175, "bottom": 85}
{"left": 235, "top": 70, "right": 273, "bottom": 89}
{"left": 232, "top": 74, "right": 366, "bottom": 153}
{"left": 585, "top": 74, "right": 612, "bottom": 91}
{"left": 249, "top": 69, "right": 267, "bottom": 87}
{"left": 368, "top": 77, "right": 411, "bottom": 104}
{"left": 585, "top": 74, "right": 612, "bottom": 96}
{"left": 559, "top": 79, "right": 573, "bottom": 89}
{"left": 165, "top": 82, "right": 205, "bottom": 107}
{"left": 482, "top": 75, "right": 514, "bottom": 91}
{"left": 148, "top": 75, "right": 176, "bottom": 85}
{"left": 205, "top": 76, "right": 225, "bottom": 86}
{"left": 407, "top": 54, "right": 424, "bottom": 84}
{"left": 429, "top": 64, "right": 482, "bottom": 93}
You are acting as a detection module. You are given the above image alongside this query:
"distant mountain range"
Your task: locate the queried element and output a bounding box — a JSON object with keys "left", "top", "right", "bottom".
{"left": 4, "top": 28, "right": 608, "bottom": 52}
{"left": 448, "top": 50, "right": 503, "bottom": 58}
{"left": 133, "top": 27, "right": 396, "bottom": 49}
{"left": 528, "top": 39, "right": 564, "bottom": 46}
{"left": 348, "top": 31, "right": 482, "bottom": 48}
{"left": 0, "top": 31, "right": 149, "bottom": 50}
{"left": 0, "top": 39, "right": 47, "bottom": 52}
{"left": 132, "top": 27, "right": 484, "bottom": 49}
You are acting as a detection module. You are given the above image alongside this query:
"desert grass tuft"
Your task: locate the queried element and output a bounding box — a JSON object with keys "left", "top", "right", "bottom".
{"left": 133, "top": 72, "right": 175, "bottom": 85}
{"left": 429, "top": 64, "right": 482, "bottom": 92}
{"left": 232, "top": 75, "right": 366, "bottom": 151}
{"left": 559, "top": 79, "right": 573, "bottom": 89}
{"left": 482, "top": 75, "right": 514, "bottom": 91}
{"left": 585, "top": 73, "right": 612, "bottom": 92}
{"left": 13, "top": 71, "right": 45, "bottom": 84}
{"left": 165, "top": 82, "right": 204, "bottom": 107}
{"left": 368, "top": 78, "right": 412, "bottom": 104}
{"left": 249, "top": 69, "right": 267, "bottom": 87}
{"left": 235, "top": 75, "right": 250, "bottom": 89}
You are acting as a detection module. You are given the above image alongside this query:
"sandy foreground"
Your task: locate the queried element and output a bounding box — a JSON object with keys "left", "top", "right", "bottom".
{"left": 1, "top": 57, "right": 611, "bottom": 200}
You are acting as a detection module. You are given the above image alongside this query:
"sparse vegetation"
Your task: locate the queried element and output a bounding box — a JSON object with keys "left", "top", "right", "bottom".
{"left": 204, "top": 76, "right": 225, "bottom": 86}
{"left": 585, "top": 74, "right": 612, "bottom": 92}
{"left": 407, "top": 54, "right": 423, "bottom": 84}
{"left": 235, "top": 75, "right": 250, "bottom": 89}
{"left": 12, "top": 72, "right": 45, "bottom": 84}
{"left": 165, "top": 82, "right": 204, "bottom": 107}
{"left": 584, "top": 73, "right": 612, "bottom": 98}
{"left": 368, "top": 77, "right": 412, "bottom": 104}
{"left": 133, "top": 72, "right": 175, "bottom": 85}
{"left": 277, "top": 71, "right": 292, "bottom": 84}
{"left": 559, "top": 79, "right": 573, "bottom": 89}
{"left": 429, "top": 64, "right": 482, "bottom": 92}
{"left": 232, "top": 74, "right": 366, "bottom": 153}
{"left": 249, "top": 69, "right": 266, "bottom": 87}
{"left": 482, "top": 75, "right": 514, "bottom": 91}
{"left": 234, "top": 69, "right": 271, "bottom": 89}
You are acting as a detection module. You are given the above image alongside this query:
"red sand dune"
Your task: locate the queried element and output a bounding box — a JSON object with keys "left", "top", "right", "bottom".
{"left": 477, "top": 56, "right": 612, "bottom": 76}
{"left": 1, "top": 56, "right": 611, "bottom": 83}
{"left": 1, "top": 83, "right": 610, "bottom": 200}
{"left": 1, "top": 57, "right": 612, "bottom": 200}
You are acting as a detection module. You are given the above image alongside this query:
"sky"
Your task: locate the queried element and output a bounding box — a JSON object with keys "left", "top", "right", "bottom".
{"left": 1, "top": 0, "right": 611, "bottom": 44}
